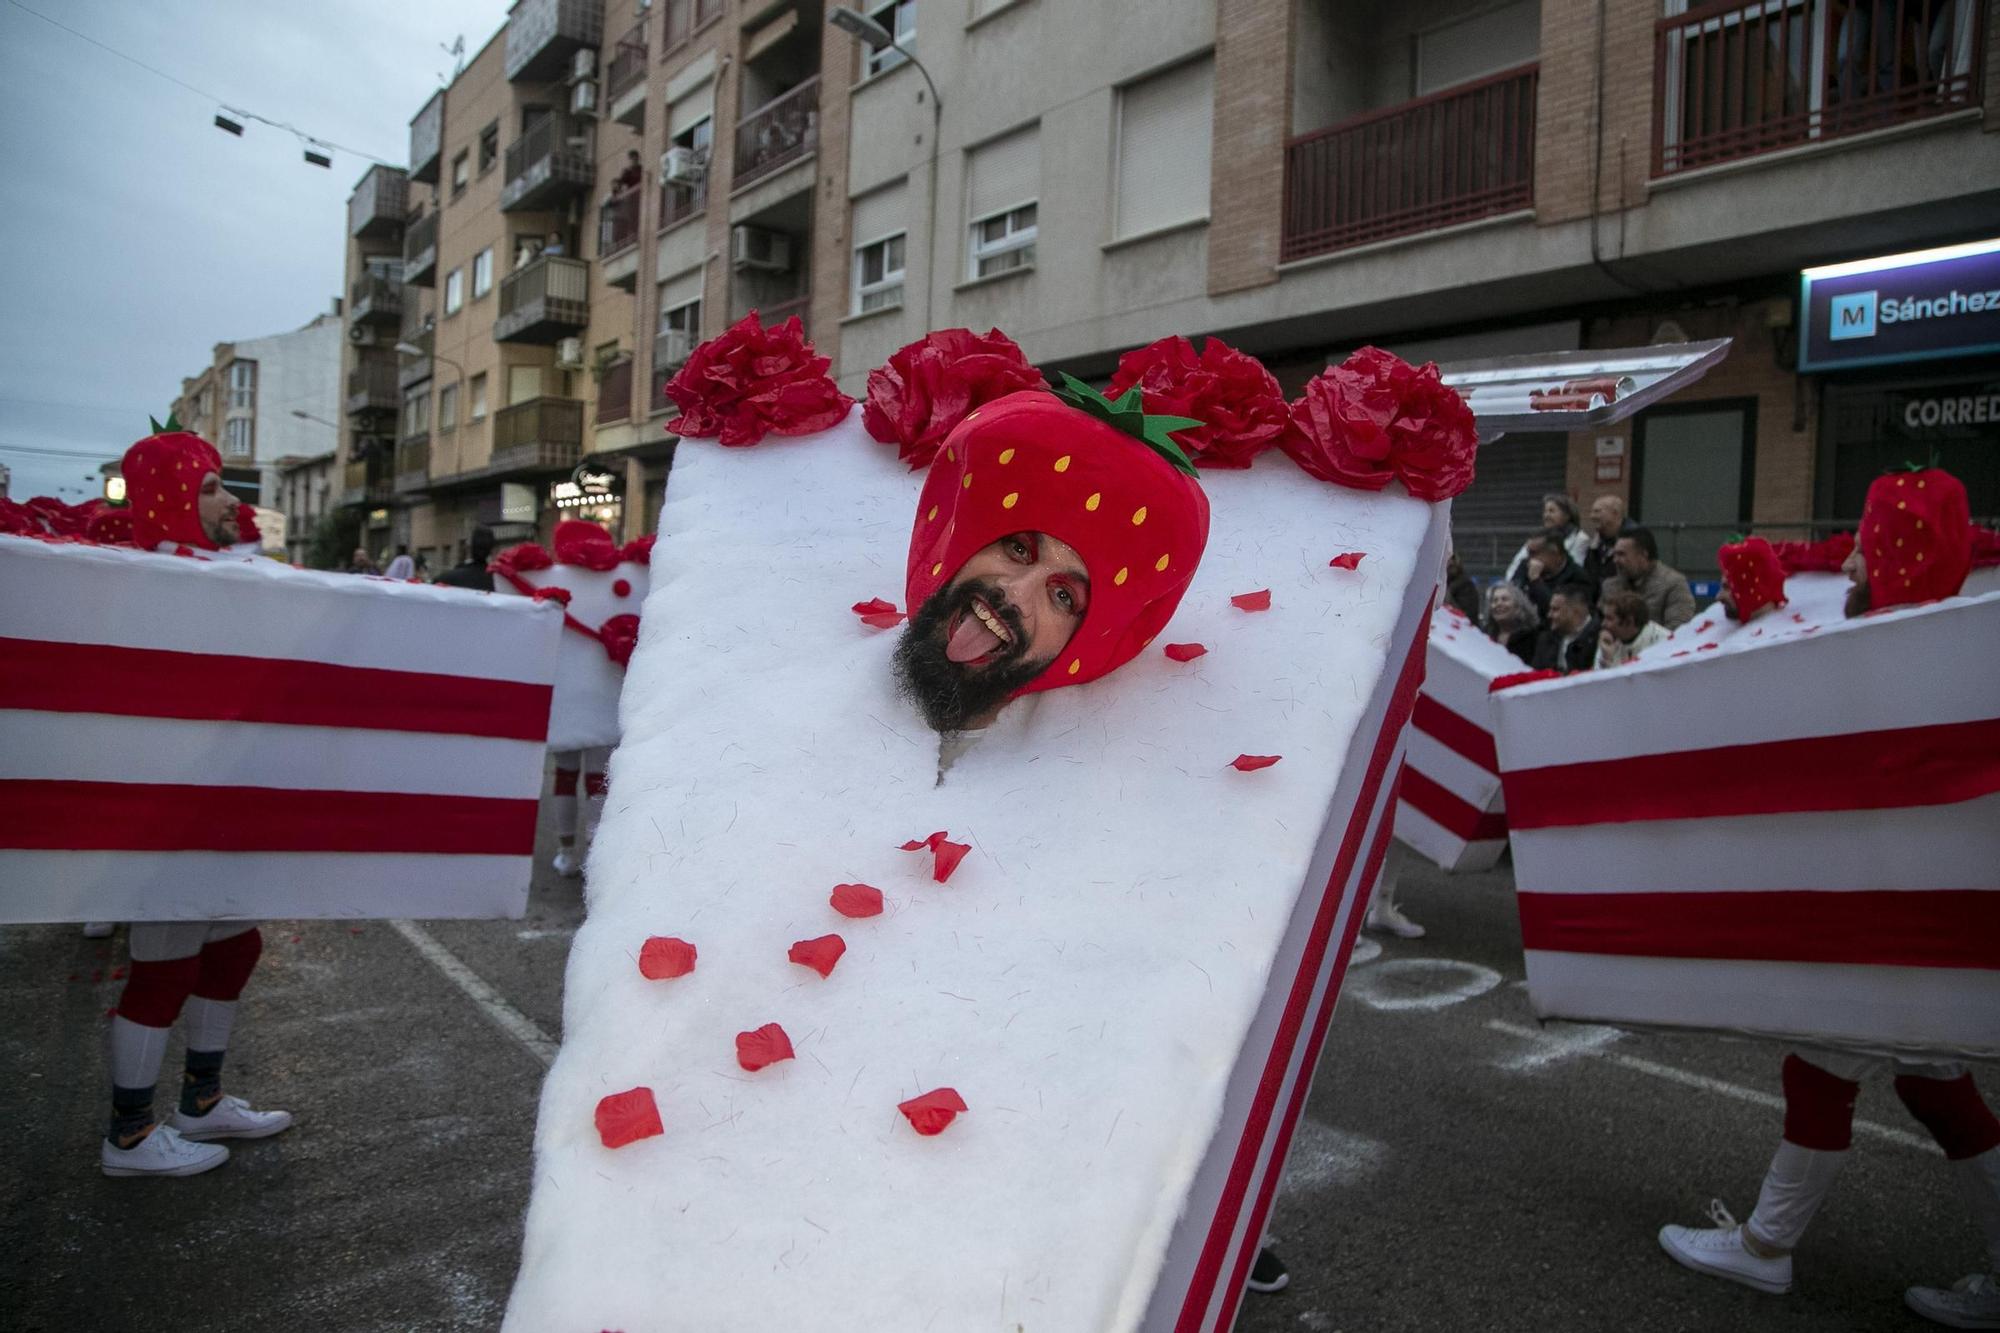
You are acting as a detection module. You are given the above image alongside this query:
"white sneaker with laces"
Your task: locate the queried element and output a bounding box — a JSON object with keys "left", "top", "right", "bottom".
{"left": 1365, "top": 902, "right": 1425, "bottom": 939}
{"left": 101, "top": 1123, "right": 230, "bottom": 1178}
{"left": 168, "top": 1093, "right": 294, "bottom": 1141}
{"left": 1658, "top": 1199, "right": 1793, "bottom": 1295}
{"left": 1906, "top": 1273, "right": 2000, "bottom": 1329}
{"left": 552, "top": 848, "right": 581, "bottom": 879}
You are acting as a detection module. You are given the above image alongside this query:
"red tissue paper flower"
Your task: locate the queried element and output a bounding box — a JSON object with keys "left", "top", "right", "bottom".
{"left": 1163, "top": 642, "right": 1207, "bottom": 662}
{"left": 598, "top": 613, "right": 641, "bottom": 667}
{"left": 594, "top": 1087, "right": 664, "bottom": 1149}
{"left": 1105, "top": 335, "right": 1294, "bottom": 470}
{"left": 492, "top": 543, "right": 554, "bottom": 575}
{"left": 863, "top": 328, "right": 1045, "bottom": 470}
{"left": 788, "top": 933, "right": 847, "bottom": 978}
{"left": 1231, "top": 754, "right": 1282, "bottom": 771}
{"left": 638, "top": 936, "right": 697, "bottom": 980}
{"left": 1328, "top": 552, "right": 1366, "bottom": 570}
{"left": 531, "top": 584, "right": 572, "bottom": 606}
{"left": 663, "top": 312, "right": 853, "bottom": 447}
{"left": 736, "top": 1022, "right": 795, "bottom": 1072}
{"left": 898, "top": 1086, "right": 968, "bottom": 1136}
{"left": 1231, "top": 589, "right": 1272, "bottom": 612}
{"left": 900, "top": 831, "right": 971, "bottom": 883}
{"left": 852, "top": 597, "right": 905, "bottom": 629}
{"left": 830, "top": 883, "right": 884, "bottom": 918}
{"left": 1286, "top": 346, "right": 1477, "bottom": 501}
{"left": 1489, "top": 669, "right": 1563, "bottom": 692}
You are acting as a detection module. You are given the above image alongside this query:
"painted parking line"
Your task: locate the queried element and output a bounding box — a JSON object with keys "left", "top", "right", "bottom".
{"left": 390, "top": 920, "right": 558, "bottom": 1068}
{"left": 1486, "top": 1019, "right": 1933, "bottom": 1153}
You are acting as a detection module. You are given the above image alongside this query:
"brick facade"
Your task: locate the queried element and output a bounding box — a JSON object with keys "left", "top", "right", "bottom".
{"left": 1206, "top": 0, "right": 1293, "bottom": 296}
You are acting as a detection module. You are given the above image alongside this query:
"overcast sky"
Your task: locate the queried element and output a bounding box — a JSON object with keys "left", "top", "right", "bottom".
{"left": 0, "top": 0, "right": 506, "bottom": 502}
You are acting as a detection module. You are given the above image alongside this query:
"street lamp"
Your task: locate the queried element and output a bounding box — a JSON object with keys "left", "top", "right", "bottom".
{"left": 828, "top": 6, "right": 943, "bottom": 330}
{"left": 291, "top": 409, "right": 339, "bottom": 430}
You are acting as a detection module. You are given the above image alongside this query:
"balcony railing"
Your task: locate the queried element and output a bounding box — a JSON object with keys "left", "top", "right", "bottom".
{"left": 735, "top": 77, "right": 820, "bottom": 191}
{"left": 492, "top": 397, "right": 585, "bottom": 474}
{"left": 345, "top": 357, "right": 401, "bottom": 416}
{"left": 659, "top": 175, "right": 707, "bottom": 231}
{"left": 410, "top": 89, "right": 444, "bottom": 185}
{"left": 397, "top": 318, "right": 433, "bottom": 390}
{"left": 395, "top": 433, "right": 431, "bottom": 494}
{"left": 663, "top": 0, "right": 725, "bottom": 51}
{"left": 1653, "top": 0, "right": 1983, "bottom": 176}
{"left": 495, "top": 255, "right": 591, "bottom": 343}
{"left": 501, "top": 116, "right": 594, "bottom": 213}
{"left": 597, "top": 357, "right": 635, "bottom": 425}
{"left": 607, "top": 23, "right": 649, "bottom": 103}
{"left": 599, "top": 189, "right": 642, "bottom": 259}
{"left": 403, "top": 210, "right": 439, "bottom": 286}
{"left": 341, "top": 456, "right": 394, "bottom": 507}
{"left": 505, "top": 0, "right": 604, "bottom": 82}
{"left": 759, "top": 294, "right": 811, "bottom": 340}
{"left": 1282, "top": 64, "right": 1537, "bottom": 262}
{"left": 347, "top": 164, "right": 409, "bottom": 240}
{"left": 350, "top": 273, "right": 404, "bottom": 325}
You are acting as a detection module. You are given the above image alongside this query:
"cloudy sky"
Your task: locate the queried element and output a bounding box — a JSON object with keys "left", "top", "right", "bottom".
{"left": 0, "top": 0, "right": 506, "bottom": 501}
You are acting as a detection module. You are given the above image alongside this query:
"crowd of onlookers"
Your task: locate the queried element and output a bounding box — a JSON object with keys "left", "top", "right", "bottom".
{"left": 1468, "top": 492, "right": 1697, "bottom": 674}
{"left": 345, "top": 526, "right": 498, "bottom": 592}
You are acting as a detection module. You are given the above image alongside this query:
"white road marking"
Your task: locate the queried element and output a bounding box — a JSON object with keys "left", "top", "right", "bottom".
{"left": 1347, "top": 958, "right": 1502, "bottom": 1012}
{"left": 1496, "top": 1020, "right": 1623, "bottom": 1072}
{"left": 390, "top": 920, "right": 558, "bottom": 1068}
{"left": 514, "top": 927, "right": 573, "bottom": 942}
{"left": 1279, "top": 1117, "right": 1387, "bottom": 1193}
{"left": 1347, "top": 935, "right": 1382, "bottom": 967}
{"left": 1485, "top": 1020, "right": 1933, "bottom": 1153}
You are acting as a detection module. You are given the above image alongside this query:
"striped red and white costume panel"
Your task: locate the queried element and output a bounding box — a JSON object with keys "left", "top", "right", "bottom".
{"left": 1492, "top": 587, "right": 2000, "bottom": 1059}
{"left": 0, "top": 536, "right": 562, "bottom": 923}
{"left": 1393, "top": 606, "right": 1516, "bottom": 872}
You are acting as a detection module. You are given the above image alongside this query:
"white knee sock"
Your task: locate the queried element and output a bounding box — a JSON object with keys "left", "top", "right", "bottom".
{"left": 182, "top": 996, "right": 237, "bottom": 1053}
{"left": 1951, "top": 1146, "right": 2000, "bottom": 1273}
{"left": 1746, "top": 1140, "right": 1848, "bottom": 1251}
{"left": 553, "top": 791, "right": 579, "bottom": 841}
{"left": 108, "top": 1015, "right": 172, "bottom": 1089}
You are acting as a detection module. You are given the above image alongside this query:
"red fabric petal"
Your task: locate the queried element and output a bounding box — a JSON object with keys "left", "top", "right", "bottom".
{"left": 931, "top": 838, "right": 971, "bottom": 883}
{"left": 900, "top": 832, "right": 945, "bottom": 852}
{"left": 788, "top": 933, "right": 847, "bottom": 978}
{"left": 1163, "top": 642, "right": 1207, "bottom": 662}
{"left": 1328, "top": 552, "right": 1366, "bottom": 570}
{"left": 830, "top": 883, "right": 884, "bottom": 917}
{"left": 736, "top": 1022, "right": 795, "bottom": 1071}
{"left": 898, "top": 1086, "right": 969, "bottom": 1136}
{"left": 638, "top": 936, "right": 697, "bottom": 980}
{"left": 1230, "top": 754, "right": 1282, "bottom": 771}
{"left": 594, "top": 1087, "right": 664, "bottom": 1149}
{"left": 1231, "top": 589, "right": 1272, "bottom": 612}
{"left": 852, "top": 597, "right": 897, "bottom": 616}
{"left": 859, "top": 610, "right": 905, "bottom": 629}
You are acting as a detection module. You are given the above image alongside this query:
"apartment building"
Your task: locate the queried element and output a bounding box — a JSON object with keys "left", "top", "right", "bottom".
{"left": 272, "top": 452, "right": 339, "bottom": 566}
{"left": 172, "top": 308, "right": 342, "bottom": 508}
{"left": 351, "top": 0, "right": 1998, "bottom": 575}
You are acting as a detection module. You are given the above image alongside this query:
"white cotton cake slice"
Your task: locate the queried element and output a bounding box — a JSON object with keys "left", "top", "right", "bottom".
{"left": 505, "top": 408, "right": 1446, "bottom": 1333}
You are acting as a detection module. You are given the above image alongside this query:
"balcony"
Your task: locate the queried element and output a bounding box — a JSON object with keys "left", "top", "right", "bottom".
{"left": 607, "top": 22, "right": 649, "bottom": 128}
{"left": 599, "top": 190, "right": 643, "bottom": 292}
{"left": 398, "top": 318, "right": 434, "bottom": 391}
{"left": 597, "top": 357, "right": 635, "bottom": 426}
{"left": 501, "top": 115, "right": 594, "bottom": 213}
{"left": 341, "top": 456, "right": 394, "bottom": 507}
{"left": 350, "top": 273, "right": 404, "bottom": 326}
{"left": 759, "top": 293, "right": 811, "bottom": 339}
{"left": 735, "top": 77, "right": 820, "bottom": 192}
{"left": 504, "top": 0, "right": 604, "bottom": 83}
{"left": 347, "top": 165, "right": 409, "bottom": 240}
{"left": 491, "top": 397, "right": 585, "bottom": 475}
{"left": 1654, "top": 0, "right": 1984, "bottom": 176}
{"left": 395, "top": 436, "right": 431, "bottom": 493}
{"left": 410, "top": 89, "right": 444, "bottom": 185}
{"left": 659, "top": 175, "right": 707, "bottom": 232}
{"left": 1281, "top": 64, "right": 1537, "bottom": 263}
{"left": 662, "top": 0, "right": 726, "bottom": 53}
{"left": 495, "top": 254, "right": 591, "bottom": 343}
{"left": 345, "top": 356, "right": 401, "bottom": 417}
{"left": 404, "top": 210, "right": 439, "bottom": 287}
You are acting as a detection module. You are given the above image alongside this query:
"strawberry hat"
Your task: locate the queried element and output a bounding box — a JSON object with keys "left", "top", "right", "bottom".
{"left": 125, "top": 426, "right": 225, "bottom": 551}
{"left": 1717, "top": 536, "right": 1787, "bottom": 619}
{"left": 1858, "top": 467, "right": 1972, "bottom": 610}
{"left": 904, "top": 380, "right": 1210, "bottom": 694}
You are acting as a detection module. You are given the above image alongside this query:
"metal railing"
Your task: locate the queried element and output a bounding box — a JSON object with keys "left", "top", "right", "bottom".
{"left": 350, "top": 273, "right": 403, "bottom": 323}
{"left": 341, "top": 457, "right": 393, "bottom": 505}
{"left": 735, "top": 77, "right": 820, "bottom": 190}
{"left": 492, "top": 396, "right": 585, "bottom": 472}
{"left": 1283, "top": 64, "right": 1537, "bottom": 262}
{"left": 759, "top": 294, "right": 811, "bottom": 339}
{"left": 1654, "top": 0, "right": 1984, "bottom": 176}
{"left": 659, "top": 174, "right": 707, "bottom": 231}
{"left": 495, "top": 255, "right": 591, "bottom": 342}
{"left": 347, "top": 164, "right": 408, "bottom": 239}
{"left": 403, "top": 210, "right": 439, "bottom": 281}
{"left": 1448, "top": 517, "right": 1911, "bottom": 580}
{"left": 395, "top": 437, "right": 430, "bottom": 492}
{"left": 501, "top": 115, "right": 593, "bottom": 212}
{"left": 410, "top": 89, "right": 444, "bottom": 184}
{"left": 607, "top": 23, "right": 649, "bottom": 102}
{"left": 599, "top": 189, "right": 642, "bottom": 258}
{"left": 597, "top": 357, "right": 635, "bottom": 425}
{"left": 345, "top": 358, "right": 400, "bottom": 415}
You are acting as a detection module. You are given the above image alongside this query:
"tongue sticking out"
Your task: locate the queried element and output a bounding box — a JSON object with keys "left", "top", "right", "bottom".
{"left": 945, "top": 609, "right": 1006, "bottom": 664}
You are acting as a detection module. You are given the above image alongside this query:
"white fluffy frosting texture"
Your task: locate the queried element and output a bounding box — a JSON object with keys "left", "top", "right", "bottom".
{"left": 505, "top": 407, "right": 1431, "bottom": 1332}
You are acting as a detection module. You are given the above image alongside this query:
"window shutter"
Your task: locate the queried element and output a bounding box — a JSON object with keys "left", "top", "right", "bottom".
{"left": 851, "top": 180, "right": 906, "bottom": 246}
{"left": 668, "top": 84, "right": 714, "bottom": 139}
{"left": 1115, "top": 57, "right": 1214, "bottom": 239}
{"left": 660, "top": 266, "right": 704, "bottom": 311}
{"left": 965, "top": 125, "right": 1039, "bottom": 223}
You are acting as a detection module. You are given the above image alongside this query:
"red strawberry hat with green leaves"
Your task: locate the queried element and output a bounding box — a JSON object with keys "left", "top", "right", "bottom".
{"left": 1717, "top": 535, "right": 1787, "bottom": 619}
{"left": 904, "top": 378, "right": 1210, "bottom": 695}
{"left": 1858, "top": 466, "right": 1972, "bottom": 610}
{"left": 125, "top": 411, "right": 226, "bottom": 551}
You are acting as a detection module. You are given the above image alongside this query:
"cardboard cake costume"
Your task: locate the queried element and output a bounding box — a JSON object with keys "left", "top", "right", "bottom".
{"left": 504, "top": 324, "right": 1471, "bottom": 1332}
{"left": 1392, "top": 607, "right": 1523, "bottom": 873}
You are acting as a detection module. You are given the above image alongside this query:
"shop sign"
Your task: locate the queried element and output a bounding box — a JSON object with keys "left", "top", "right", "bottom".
{"left": 549, "top": 461, "right": 623, "bottom": 510}
{"left": 1899, "top": 390, "right": 2000, "bottom": 431}
{"left": 1800, "top": 238, "right": 2000, "bottom": 373}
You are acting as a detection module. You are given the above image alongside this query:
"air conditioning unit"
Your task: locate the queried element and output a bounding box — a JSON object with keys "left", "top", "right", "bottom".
{"left": 661, "top": 146, "right": 705, "bottom": 183}
{"left": 556, "top": 336, "right": 585, "bottom": 369}
{"left": 656, "top": 328, "right": 692, "bottom": 368}
{"left": 349, "top": 324, "right": 378, "bottom": 347}
{"left": 570, "top": 80, "right": 598, "bottom": 116}
{"left": 731, "top": 224, "right": 792, "bottom": 273}
{"left": 569, "top": 47, "right": 597, "bottom": 84}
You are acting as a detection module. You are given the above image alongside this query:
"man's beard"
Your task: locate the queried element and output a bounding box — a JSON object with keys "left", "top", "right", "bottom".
{"left": 893, "top": 578, "right": 1052, "bottom": 734}
{"left": 1844, "top": 581, "right": 1870, "bottom": 619}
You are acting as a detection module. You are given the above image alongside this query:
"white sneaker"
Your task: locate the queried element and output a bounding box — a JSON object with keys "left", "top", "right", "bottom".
{"left": 101, "top": 1123, "right": 230, "bottom": 1178}
{"left": 81, "top": 921, "right": 115, "bottom": 939}
{"left": 168, "top": 1093, "right": 294, "bottom": 1141}
{"left": 1658, "top": 1200, "right": 1793, "bottom": 1295}
{"left": 1365, "top": 902, "right": 1425, "bottom": 939}
{"left": 551, "top": 848, "right": 581, "bottom": 879}
{"left": 1906, "top": 1273, "right": 2000, "bottom": 1329}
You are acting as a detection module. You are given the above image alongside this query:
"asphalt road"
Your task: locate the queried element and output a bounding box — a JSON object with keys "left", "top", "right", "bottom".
{"left": 2, "top": 819, "right": 1986, "bottom": 1332}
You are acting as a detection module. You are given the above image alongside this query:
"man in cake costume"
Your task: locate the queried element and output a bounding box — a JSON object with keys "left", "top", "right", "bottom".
{"left": 1657, "top": 468, "right": 1998, "bottom": 1328}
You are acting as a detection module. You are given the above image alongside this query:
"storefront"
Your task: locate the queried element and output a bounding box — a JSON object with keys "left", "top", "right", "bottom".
{"left": 545, "top": 461, "right": 624, "bottom": 535}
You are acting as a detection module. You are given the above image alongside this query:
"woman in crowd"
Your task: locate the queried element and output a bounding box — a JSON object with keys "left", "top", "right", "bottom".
{"left": 1482, "top": 581, "right": 1541, "bottom": 665}
{"left": 1505, "top": 494, "right": 1590, "bottom": 581}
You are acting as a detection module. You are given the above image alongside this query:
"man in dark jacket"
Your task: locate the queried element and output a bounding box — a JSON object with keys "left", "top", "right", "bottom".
{"left": 1532, "top": 585, "right": 1598, "bottom": 674}
{"left": 434, "top": 526, "right": 496, "bottom": 592}
{"left": 1582, "top": 493, "right": 1638, "bottom": 590}
{"left": 1512, "top": 528, "right": 1597, "bottom": 620}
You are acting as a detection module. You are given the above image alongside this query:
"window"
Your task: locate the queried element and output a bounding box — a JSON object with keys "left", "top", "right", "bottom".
{"left": 478, "top": 121, "right": 500, "bottom": 174}
{"left": 469, "top": 372, "right": 489, "bottom": 420}
{"left": 228, "top": 360, "right": 255, "bottom": 409}
{"left": 654, "top": 274, "right": 703, "bottom": 407}
{"left": 473, "top": 247, "right": 494, "bottom": 298}
{"left": 863, "top": 0, "right": 915, "bottom": 77}
{"left": 444, "top": 267, "right": 464, "bottom": 314}
{"left": 850, "top": 184, "right": 906, "bottom": 313}
{"left": 223, "top": 418, "right": 252, "bottom": 457}
{"left": 451, "top": 150, "right": 469, "bottom": 196}
{"left": 403, "top": 389, "right": 431, "bottom": 440}
{"left": 1114, "top": 57, "right": 1213, "bottom": 240}
{"left": 965, "top": 125, "right": 1038, "bottom": 280}
{"left": 438, "top": 382, "right": 459, "bottom": 432}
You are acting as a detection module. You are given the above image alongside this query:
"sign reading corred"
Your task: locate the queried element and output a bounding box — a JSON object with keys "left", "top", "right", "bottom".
{"left": 1799, "top": 238, "right": 2000, "bottom": 373}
